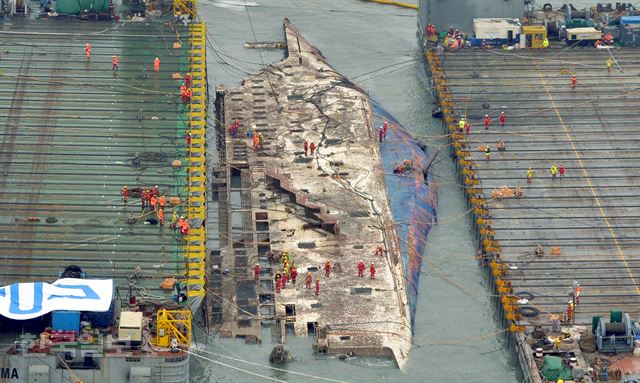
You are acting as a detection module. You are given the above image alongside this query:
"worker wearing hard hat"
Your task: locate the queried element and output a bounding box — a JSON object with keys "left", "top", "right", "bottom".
{"left": 542, "top": 37, "right": 549, "bottom": 48}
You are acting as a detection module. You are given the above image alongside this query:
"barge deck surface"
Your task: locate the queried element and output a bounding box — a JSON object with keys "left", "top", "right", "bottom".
{"left": 0, "top": 18, "right": 192, "bottom": 299}
{"left": 441, "top": 48, "right": 640, "bottom": 326}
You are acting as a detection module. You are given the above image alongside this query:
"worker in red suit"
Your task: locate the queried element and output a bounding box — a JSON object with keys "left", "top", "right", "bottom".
{"left": 180, "top": 83, "right": 188, "bottom": 103}
{"left": 559, "top": 164, "right": 565, "bottom": 178}
{"left": 275, "top": 277, "right": 281, "bottom": 293}
{"left": 112, "top": 55, "right": 118, "bottom": 72}
{"left": 571, "top": 76, "right": 577, "bottom": 89}
{"left": 305, "top": 272, "right": 312, "bottom": 289}
{"left": 370, "top": 263, "right": 376, "bottom": 280}
{"left": 484, "top": 115, "right": 490, "bottom": 130}
{"left": 374, "top": 245, "right": 383, "bottom": 257}
{"left": 85, "top": 43, "right": 91, "bottom": 60}
{"left": 184, "top": 73, "right": 191, "bottom": 88}
{"left": 383, "top": 120, "right": 388, "bottom": 137}
{"left": 499, "top": 112, "right": 506, "bottom": 127}
{"left": 151, "top": 185, "right": 159, "bottom": 197}
{"left": 254, "top": 263, "right": 260, "bottom": 280}
{"left": 315, "top": 278, "right": 320, "bottom": 296}
{"left": 282, "top": 271, "right": 288, "bottom": 289}
{"left": 186, "top": 132, "right": 192, "bottom": 147}
{"left": 324, "top": 261, "right": 331, "bottom": 277}
{"left": 378, "top": 128, "right": 384, "bottom": 143}
{"left": 153, "top": 57, "right": 160, "bottom": 72}
{"left": 310, "top": 142, "right": 316, "bottom": 156}
{"left": 357, "top": 260, "right": 365, "bottom": 277}
{"left": 290, "top": 266, "right": 297, "bottom": 284}
{"left": 465, "top": 120, "right": 471, "bottom": 135}
{"left": 303, "top": 140, "right": 308, "bottom": 156}
{"left": 121, "top": 186, "right": 129, "bottom": 204}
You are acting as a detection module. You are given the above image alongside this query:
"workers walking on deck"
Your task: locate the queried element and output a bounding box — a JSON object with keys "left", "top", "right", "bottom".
{"left": 527, "top": 167, "right": 535, "bottom": 183}
{"left": 112, "top": 55, "right": 118, "bottom": 72}
{"left": 291, "top": 266, "right": 297, "bottom": 284}
{"left": 559, "top": 164, "right": 565, "bottom": 178}
{"left": 370, "top": 263, "right": 376, "bottom": 280}
{"left": 315, "top": 278, "right": 320, "bottom": 296}
{"left": 171, "top": 211, "right": 177, "bottom": 229}
{"left": 85, "top": 43, "right": 91, "bottom": 60}
{"left": 151, "top": 185, "right": 159, "bottom": 197}
{"left": 254, "top": 263, "right": 260, "bottom": 280}
{"left": 150, "top": 195, "right": 157, "bottom": 211}
{"left": 550, "top": 164, "right": 558, "bottom": 180}
{"left": 485, "top": 146, "right": 491, "bottom": 161}
{"left": 184, "top": 73, "right": 191, "bottom": 88}
{"left": 310, "top": 142, "right": 316, "bottom": 156}
{"left": 499, "top": 112, "right": 506, "bottom": 127}
{"left": 542, "top": 37, "right": 549, "bottom": 48}
{"left": 121, "top": 186, "right": 129, "bottom": 204}
{"left": 157, "top": 208, "right": 164, "bottom": 226}
{"left": 571, "top": 76, "right": 577, "bottom": 89}
{"left": 305, "top": 272, "right": 312, "bottom": 289}
{"left": 607, "top": 57, "right": 614, "bottom": 73}
{"left": 153, "top": 57, "right": 160, "bottom": 72}
{"left": 325, "top": 261, "right": 331, "bottom": 277}
{"left": 484, "top": 115, "right": 490, "bottom": 130}
{"left": 357, "top": 260, "right": 366, "bottom": 277}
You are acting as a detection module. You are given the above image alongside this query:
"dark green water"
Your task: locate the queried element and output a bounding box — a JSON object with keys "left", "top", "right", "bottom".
{"left": 192, "top": 1, "right": 519, "bottom": 381}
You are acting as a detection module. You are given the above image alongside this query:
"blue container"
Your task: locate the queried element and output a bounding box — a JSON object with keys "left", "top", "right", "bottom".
{"left": 52, "top": 311, "right": 80, "bottom": 332}
{"left": 620, "top": 16, "right": 640, "bottom": 26}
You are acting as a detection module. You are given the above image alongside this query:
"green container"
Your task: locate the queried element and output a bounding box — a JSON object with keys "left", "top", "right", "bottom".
{"left": 610, "top": 310, "right": 623, "bottom": 323}
{"left": 566, "top": 19, "right": 595, "bottom": 29}
{"left": 55, "top": 0, "right": 109, "bottom": 15}
{"left": 592, "top": 316, "right": 601, "bottom": 334}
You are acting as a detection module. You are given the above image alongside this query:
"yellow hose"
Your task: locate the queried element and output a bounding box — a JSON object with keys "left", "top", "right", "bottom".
{"left": 365, "top": 0, "right": 417, "bottom": 10}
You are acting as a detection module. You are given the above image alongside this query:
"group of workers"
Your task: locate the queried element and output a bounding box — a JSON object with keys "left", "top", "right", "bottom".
{"left": 525, "top": 165, "right": 565, "bottom": 183}
{"left": 259, "top": 245, "right": 383, "bottom": 297}
{"left": 393, "top": 159, "right": 414, "bottom": 175}
{"left": 594, "top": 32, "right": 615, "bottom": 48}
{"left": 303, "top": 140, "right": 316, "bottom": 156}
{"left": 120, "top": 185, "right": 189, "bottom": 234}
{"left": 378, "top": 120, "right": 389, "bottom": 143}
{"left": 248, "top": 130, "right": 265, "bottom": 151}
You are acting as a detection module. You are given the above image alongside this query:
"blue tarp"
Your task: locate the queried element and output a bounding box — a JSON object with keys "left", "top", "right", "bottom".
{"left": 372, "top": 101, "right": 437, "bottom": 329}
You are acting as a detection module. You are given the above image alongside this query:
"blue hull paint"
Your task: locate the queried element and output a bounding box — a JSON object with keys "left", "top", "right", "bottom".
{"left": 373, "top": 101, "right": 437, "bottom": 329}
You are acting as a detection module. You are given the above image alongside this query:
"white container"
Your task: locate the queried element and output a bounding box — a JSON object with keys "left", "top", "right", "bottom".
{"left": 473, "top": 18, "right": 522, "bottom": 40}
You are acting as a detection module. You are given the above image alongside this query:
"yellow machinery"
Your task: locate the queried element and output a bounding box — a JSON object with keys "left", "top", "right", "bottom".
{"left": 154, "top": 309, "right": 192, "bottom": 347}
{"left": 523, "top": 26, "right": 547, "bottom": 48}
{"left": 173, "top": 0, "right": 197, "bottom": 18}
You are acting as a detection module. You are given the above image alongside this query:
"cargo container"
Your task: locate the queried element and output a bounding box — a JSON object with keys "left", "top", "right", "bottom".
{"left": 620, "top": 16, "right": 640, "bottom": 26}
{"left": 565, "top": 27, "right": 602, "bottom": 45}
{"left": 473, "top": 18, "right": 521, "bottom": 40}
{"left": 52, "top": 310, "right": 80, "bottom": 332}
{"left": 621, "top": 24, "right": 640, "bottom": 46}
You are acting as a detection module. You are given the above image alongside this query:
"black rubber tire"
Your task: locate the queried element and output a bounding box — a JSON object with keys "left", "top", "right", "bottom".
{"left": 543, "top": 3, "right": 552, "bottom": 11}
{"left": 520, "top": 306, "right": 540, "bottom": 318}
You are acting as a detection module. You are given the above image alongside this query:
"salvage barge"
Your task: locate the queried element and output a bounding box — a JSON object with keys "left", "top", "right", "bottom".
{"left": 207, "top": 19, "right": 436, "bottom": 367}
{"left": 423, "top": 31, "right": 640, "bottom": 383}
{"left": 0, "top": 3, "right": 206, "bottom": 381}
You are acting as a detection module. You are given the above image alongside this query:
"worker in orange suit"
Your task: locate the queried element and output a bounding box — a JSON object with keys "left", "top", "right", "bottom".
{"left": 499, "top": 112, "right": 506, "bottom": 127}
{"left": 315, "top": 278, "right": 320, "bottom": 296}
{"left": 158, "top": 195, "right": 166, "bottom": 209}
{"left": 121, "top": 185, "right": 128, "bottom": 204}
{"left": 180, "top": 83, "right": 187, "bottom": 103}
{"left": 305, "top": 272, "right": 312, "bottom": 289}
{"left": 157, "top": 208, "right": 164, "bottom": 226}
{"left": 153, "top": 57, "right": 160, "bottom": 72}
{"left": 370, "top": 263, "right": 376, "bottom": 280}
{"left": 324, "top": 261, "right": 331, "bottom": 277}
{"left": 150, "top": 195, "right": 157, "bottom": 211}
{"left": 254, "top": 263, "right": 260, "bottom": 280}
{"left": 185, "top": 88, "right": 192, "bottom": 103}
{"left": 357, "top": 260, "right": 365, "bottom": 277}
{"left": 112, "top": 55, "right": 118, "bottom": 72}
{"left": 85, "top": 43, "right": 91, "bottom": 60}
